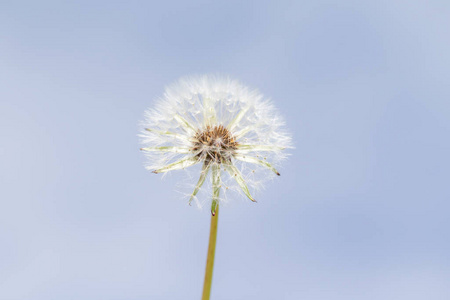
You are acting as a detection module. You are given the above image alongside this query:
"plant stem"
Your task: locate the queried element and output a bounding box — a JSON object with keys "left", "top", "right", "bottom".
{"left": 201, "top": 205, "right": 219, "bottom": 300}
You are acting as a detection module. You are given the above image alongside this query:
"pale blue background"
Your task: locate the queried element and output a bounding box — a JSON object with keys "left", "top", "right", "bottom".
{"left": 1, "top": 1, "right": 449, "bottom": 299}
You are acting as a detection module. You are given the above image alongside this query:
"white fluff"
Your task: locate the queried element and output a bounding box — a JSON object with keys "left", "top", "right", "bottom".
{"left": 139, "top": 75, "right": 291, "bottom": 214}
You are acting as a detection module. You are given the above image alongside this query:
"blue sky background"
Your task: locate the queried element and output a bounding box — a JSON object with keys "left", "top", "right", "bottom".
{"left": 1, "top": 1, "right": 450, "bottom": 299}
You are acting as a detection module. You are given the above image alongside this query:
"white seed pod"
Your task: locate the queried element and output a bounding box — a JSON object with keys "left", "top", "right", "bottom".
{"left": 139, "top": 75, "right": 292, "bottom": 214}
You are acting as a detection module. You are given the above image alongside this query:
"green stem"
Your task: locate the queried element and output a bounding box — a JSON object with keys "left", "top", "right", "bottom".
{"left": 201, "top": 205, "right": 219, "bottom": 300}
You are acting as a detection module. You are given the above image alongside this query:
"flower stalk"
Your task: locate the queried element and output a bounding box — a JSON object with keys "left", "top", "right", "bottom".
{"left": 202, "top": 204, "right": 219, "bottom": 300}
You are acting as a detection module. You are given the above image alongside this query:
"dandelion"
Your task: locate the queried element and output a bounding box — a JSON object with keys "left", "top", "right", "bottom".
{"left": 139, "top": 75, "right": 291, "bottom": 299}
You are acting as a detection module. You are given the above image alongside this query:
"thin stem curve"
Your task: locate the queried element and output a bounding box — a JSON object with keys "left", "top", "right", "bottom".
{"left": 201, "top": 205, "right": 219, "bottom": 300}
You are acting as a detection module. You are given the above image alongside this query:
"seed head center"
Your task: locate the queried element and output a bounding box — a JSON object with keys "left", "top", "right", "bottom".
{"left": 191, "top": 125, "right": 238, "bottom": 163}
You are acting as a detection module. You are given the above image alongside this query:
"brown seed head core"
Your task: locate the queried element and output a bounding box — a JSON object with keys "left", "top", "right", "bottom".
{"left": 191, "top": 125, "right": 238, "bottom": 163}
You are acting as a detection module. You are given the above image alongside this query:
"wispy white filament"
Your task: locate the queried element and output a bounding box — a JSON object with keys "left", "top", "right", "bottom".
{"left": 140, "top": 75, "right": 291, "bottom": 211}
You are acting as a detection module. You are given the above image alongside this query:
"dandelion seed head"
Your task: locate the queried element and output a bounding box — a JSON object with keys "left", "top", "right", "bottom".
{"left": 140, "top": 75, "right": 291, "bottom": 213}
